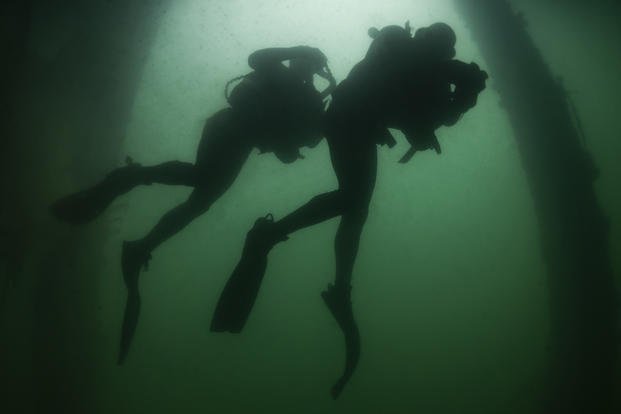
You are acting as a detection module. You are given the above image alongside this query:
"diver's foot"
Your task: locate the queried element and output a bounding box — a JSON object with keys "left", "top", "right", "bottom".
{"left": 244, "top": 213, "right": 289, "bottom": 256}
{"left": 50, "top": 158, "right": 144, "bottom": 224}
{"left": 121, "top": 241, "right": 152, "bottom": 291}
{"left": 321, "top": 283, "right": 353, "bottom": 330}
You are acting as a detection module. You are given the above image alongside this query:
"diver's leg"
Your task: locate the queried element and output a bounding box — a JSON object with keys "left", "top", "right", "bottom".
{"left": 137, "top": 161, "right": 197, "bottom": 186}
{"left": 218, "top": 128, "right": 377, "bottom": 283}
{"left": 274, "top": 190, "right": 343, "bottom": 234}
{"left": 128, "top": 111, "right": 251, "bottom": 256}
{"left": 123, "top": 189, "right": 213, "bottom": 262}
{"left": 51, "top": 158, "right": 199, "bottom": 224}
{"left": 265, "top": 132, "right": 376, "bottom": 240}
{"left": 322, "top": 135, "right": 377, "bottom": 399}
{"left": 321, "top": 134, "right": 376, "bottom": 318}
{"left": 118, "top": 109, "right": 251, "bottom": 363}
{"left": 229, "top": 127, "right": 377, "bottom": 284}
{"left": 279, "top": 134, "right": 377, "bottom": 288}
{"left": 118, "top": 187, "right": 217, "bottom": 364}
{"left": 122, "top": 112, "right": 251, "bottom": 279}
{"left": 329, "top": 131, "right": 377, "bottom": 284}
{"left": 52, "top": 110, "right": 240, "bottom": 225}
{"left": 212, "top": 133, "right": 375, "bottom": 338}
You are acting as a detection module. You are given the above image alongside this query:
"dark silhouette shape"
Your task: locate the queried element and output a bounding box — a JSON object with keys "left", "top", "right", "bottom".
{"left": 455, "top": 2, "right": 619, "bottom": 413}
{"left": 211, "top": 213, "right": 288, "bottom": 332}
{"left": 321, "top": 282, "right": 360, "bottom": 398}
{"left": 212, "top": 22, "right": 488, "bottom": 398}
{"left": 50, "top": 45, "right": 337, "bottom": 364}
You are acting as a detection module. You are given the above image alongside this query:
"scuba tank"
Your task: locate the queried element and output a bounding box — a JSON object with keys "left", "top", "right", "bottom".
{"left": 224, "top": 71, "right": 265, "bottom": 114}
{"left": 365, "top": 21, "right": 413, "bottom": 62}
{"left": 223, "top": 68, "right": 326, "bottom": 160}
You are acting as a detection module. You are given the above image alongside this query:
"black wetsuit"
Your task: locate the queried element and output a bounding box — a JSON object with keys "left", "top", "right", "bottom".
{"left": 232, "top": 30, "right": 487, "bottom": 399}
{"left": 50, "top": 46, "right": 333, "bottom": 364}
{"left": 229, "top": 64, "right": 325, "bottom": 160}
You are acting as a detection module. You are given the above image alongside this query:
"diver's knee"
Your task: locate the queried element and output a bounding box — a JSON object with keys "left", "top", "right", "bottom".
{"left": 339, "top": 192, "right": 370, "bottom": 217}
{"left": 310, "top": 190, "right": 341, "bottom": 205}
{"left": 341, "top": 203, "right": 369, "bottom": 223}
{"left": 185, "top": 194, "right": 213, "bottom": 217}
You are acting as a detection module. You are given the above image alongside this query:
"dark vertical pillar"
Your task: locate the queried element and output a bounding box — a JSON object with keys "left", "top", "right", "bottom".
{"left": 33, "top": 2, "right": 172, "bottom": 411}
{"left": 454, "top": 1, "right": 618, "bottom": 412}
{"left": 1, "top": 1, "right": 171, "bottom": 413}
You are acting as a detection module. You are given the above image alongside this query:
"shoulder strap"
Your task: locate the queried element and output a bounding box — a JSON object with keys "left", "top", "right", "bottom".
{"left": 224, "top": 73, "right": 252, "bottom": 104}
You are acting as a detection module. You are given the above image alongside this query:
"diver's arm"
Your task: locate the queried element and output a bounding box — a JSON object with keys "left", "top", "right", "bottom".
{"left": 248, "top": 46, "right": 327, "bottom": 71}
{"left": 396, "top": 121, "right": 442, "bottom": 163}
{"left": 441, "top": 60, "right": 488, "bottom": 117}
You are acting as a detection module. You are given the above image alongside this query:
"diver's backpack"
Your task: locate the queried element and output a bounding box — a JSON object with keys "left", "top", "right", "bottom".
{"left": 365, "top": 22, "right": 413, "bottom": 62}
{"left": 224, "top": 71, "right": 325, "bottom": 149}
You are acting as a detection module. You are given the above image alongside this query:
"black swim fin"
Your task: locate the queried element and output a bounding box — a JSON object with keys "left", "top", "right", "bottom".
{"left": 51, "top": 158, "right": 145, "bottom": 225}
{"left": 322, "top": 284, "right": 360, "bottom": 399}
{"left": 210, "top": 248, "right": 268, "bottom": 333}
{"left": 117, "top": 241, "right": 150, "bottom": 364}
{"left": 51, "top": 185, "right": 117, "bottom": 224}
{"left": 118, "top": 289, "right": 140, "bottom": 365}
{"left": 210, "top": 214, "right": 286, "bottom": 333}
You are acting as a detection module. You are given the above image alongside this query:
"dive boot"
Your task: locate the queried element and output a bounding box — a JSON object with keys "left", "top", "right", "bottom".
{"left": 211, "top": 214, "right": 288, "bottom": 333}
{"left": 118, "top": 240, "right": 151, "bottom": 365}
{"left": 51, "top": 157, "right": 146, "bottom": 225}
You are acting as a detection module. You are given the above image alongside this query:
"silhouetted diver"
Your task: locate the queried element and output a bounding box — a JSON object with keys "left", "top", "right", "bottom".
{"left": 50, "top": 45, "right": 336, "bottom": 364}
{"left": 212, "top": 22, "right": 488, "bottom": 398}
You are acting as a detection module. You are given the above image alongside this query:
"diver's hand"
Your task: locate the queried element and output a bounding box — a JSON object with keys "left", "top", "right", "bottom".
{"left": 399, "top": 130, "right": 441, "bottom": 163}
{"left": 317, "top": 65, "right": 337, "bottom": 99}
{"left": 403, "top": 125, "right": 438, "bottom": 149}
{"left": 317, "top": 66, "right": 336, "bottom": 84}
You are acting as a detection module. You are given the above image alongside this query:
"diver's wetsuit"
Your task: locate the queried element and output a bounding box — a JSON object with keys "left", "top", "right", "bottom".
{"left": 273, "top": 43, "right": 484, "bottom": 291}
{"left": 232, "top": 25, "right": 487, "bottom": 398}
{"left": 50, "top": 45, "right": 334, "bottom": 364}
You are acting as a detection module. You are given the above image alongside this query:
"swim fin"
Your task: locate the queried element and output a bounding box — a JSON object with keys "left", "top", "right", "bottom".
{"left": 117, "top": 241, "right": 151, "bottom": 364}
{"left": 210, "top": 214, "right": 287, "bottom": 333}
{"left": 322, "top": 284, "right": 360, "bottom": 399}
{"left": 51, "top": 184, "right": 117, "bottom": 225}
{"left": 50, "top": 158, "right": 144, "bottom": 225}
{"left": 118, "top": 289, "right": 140, "bottom": 365}
{"left": 210, "top": 246, "right": 268, "bottom": 333}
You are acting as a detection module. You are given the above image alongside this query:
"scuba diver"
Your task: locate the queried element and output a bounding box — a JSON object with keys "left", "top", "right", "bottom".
{"left": 211, "top": 22, "right": 488, "bottom": 399}
{"left": 50, "top": 45, "right": 337, "bottom": 364}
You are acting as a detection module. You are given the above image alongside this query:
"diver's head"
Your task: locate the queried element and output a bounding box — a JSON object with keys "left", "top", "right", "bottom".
{"left": 414, "top": 22, "right": 456, "bottom": 60}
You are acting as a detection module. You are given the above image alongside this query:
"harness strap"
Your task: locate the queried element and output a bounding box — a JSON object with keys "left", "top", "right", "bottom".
{"left": 224, "top": 73, "right": 251, "bottom": 104}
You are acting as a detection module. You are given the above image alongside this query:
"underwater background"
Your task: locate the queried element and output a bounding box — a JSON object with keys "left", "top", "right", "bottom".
{"left": 1, "top": 0, "right": 619, "bottom": 413}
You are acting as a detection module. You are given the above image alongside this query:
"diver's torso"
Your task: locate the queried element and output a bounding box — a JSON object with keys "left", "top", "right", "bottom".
{"left": 326, "top": 53, "right": 454, "bottom": 144}
{"left": 228, "top": 64, "right": 325, "bottom": 157}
